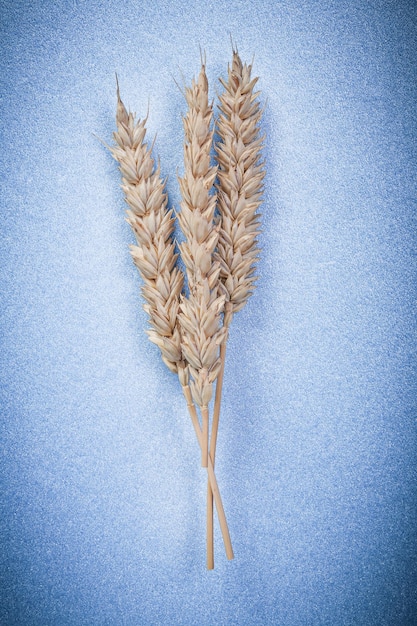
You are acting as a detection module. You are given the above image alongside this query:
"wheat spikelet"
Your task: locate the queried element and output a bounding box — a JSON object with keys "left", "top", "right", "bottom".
{"left": 177, "top": 62, "right": 226, "bottom": 474}
{"left": 112, "top": 81, "right": 183, "bottom": 374}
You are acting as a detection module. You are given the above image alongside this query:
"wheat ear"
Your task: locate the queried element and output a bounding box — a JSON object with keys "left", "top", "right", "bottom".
{"left": 212, "top": 47, "right": 264, "bottom": 440}
{"left": 215, "top": 50, "right": 264, "bottom": 315}
{"left": 177, "top": 62, "right": 226, "bottom": 471}
{"left": 112, "top": 81, "right": 184, "bottom": 373}
{"left": 207, "top": 50, "right": 265, "bottom": 565}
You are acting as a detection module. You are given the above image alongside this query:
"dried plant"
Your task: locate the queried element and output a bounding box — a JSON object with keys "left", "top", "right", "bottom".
{"left": 177, "top": 62, "right": 227, "bottom": 476}
{"left": 112, "top": 80, "right": 184, "bottom": 374}
{"left": 215, "top": 51, "right": 264, "bottom": 316}
{"left": 110, "top": 51, "right": 263, "bottom": 570}
{"left": 206, "top": 49, "right": 265, "bottom": 567}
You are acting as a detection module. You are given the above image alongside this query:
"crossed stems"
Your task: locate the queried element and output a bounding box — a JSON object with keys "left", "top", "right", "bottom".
{"left": 181, "top": 383, "right": 234, "bottom": 567}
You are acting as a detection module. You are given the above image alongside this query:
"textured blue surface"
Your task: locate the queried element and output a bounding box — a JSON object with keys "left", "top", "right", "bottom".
{"left": 1, "top": 1, "right": 416, "bottom": 624}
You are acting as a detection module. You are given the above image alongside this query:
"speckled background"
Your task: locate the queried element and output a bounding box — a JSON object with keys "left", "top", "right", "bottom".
{"left": 1, "top": 1, "right": 416, "bottom": 624}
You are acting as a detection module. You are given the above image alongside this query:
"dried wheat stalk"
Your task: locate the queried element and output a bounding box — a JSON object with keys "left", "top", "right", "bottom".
{"left": 177, "top": 62, "right": 227, "bottom": 474}
{"left": 206, "top": 49, "right": 265, "bottom": 567}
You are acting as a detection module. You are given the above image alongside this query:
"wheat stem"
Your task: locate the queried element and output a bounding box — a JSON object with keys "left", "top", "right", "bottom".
{"left": 201, "top": 405, "right": 209, "bottom": 468}
{"left": 211, "top": 302, "right": 234, "bottom": 460}
{"left": 181, "top": 384, "right": 234, "bottom": 565}
{"left": 206, "top": 301, "right": 233, "bottom": 568}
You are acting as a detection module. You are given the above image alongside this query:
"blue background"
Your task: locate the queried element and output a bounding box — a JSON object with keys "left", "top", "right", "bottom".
{"left": 1, "top": 1, "right": 416, "bottom": 624}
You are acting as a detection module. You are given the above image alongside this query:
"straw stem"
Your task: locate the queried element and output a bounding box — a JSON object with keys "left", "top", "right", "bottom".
{"left": 182, "top": 385, "right": 234, "bottom": 566}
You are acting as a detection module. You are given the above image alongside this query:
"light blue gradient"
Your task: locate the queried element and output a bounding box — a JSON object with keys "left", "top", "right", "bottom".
{"left": 1, "top": 1, "right": 416, "bottom": 624}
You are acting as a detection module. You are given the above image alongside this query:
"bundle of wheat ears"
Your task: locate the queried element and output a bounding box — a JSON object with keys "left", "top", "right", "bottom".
{"left": 111, "top": 49, "right": 264, "bottom": 569}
